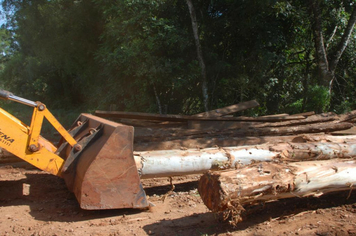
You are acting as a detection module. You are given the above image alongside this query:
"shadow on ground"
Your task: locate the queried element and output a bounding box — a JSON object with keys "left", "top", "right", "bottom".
{"left": 1, "top": 167, "right": 355, "bottom": 232}
{"left": 143, "top": 190, "right": 356, "bottom": 236}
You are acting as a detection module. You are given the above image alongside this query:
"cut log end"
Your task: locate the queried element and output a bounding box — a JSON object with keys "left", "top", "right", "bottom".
{"left": 198, "top": 171, "right": 225, "bottom": 212}
{"left": 198, "top": 163, "right": 296, "bottom": 213}
{"left": 198, "top": 171, "right": 247, "bottom": 226}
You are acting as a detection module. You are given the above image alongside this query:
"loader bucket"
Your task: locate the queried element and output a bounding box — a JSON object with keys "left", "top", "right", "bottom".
{"left": 57, "top": 113, "right": 148, "bottom": 210}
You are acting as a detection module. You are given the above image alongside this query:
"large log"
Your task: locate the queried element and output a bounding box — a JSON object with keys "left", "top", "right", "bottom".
{"left": 134, "top": 121, "right": 353, "bottom": 142}
{"left": 254, "top": 112, "right": 337, "bottom": 128}
{"left": 117, "top": 118, "right": 186, "bottom": 128}
{"left": 198, "top": 159, "right": 356, "bottom": 223}
{"left": 134, "top": 141, "right": 356, "bottom": 178}
{"left": 134, "top": 135, "right": 302, "bottom": 151}
{"left": 134, "top": 134, "right": 356, "bottom": 151}
{"left": 193, "top": 100, "right": 260, "bottom": 117}
{"left": 338, "top": 110, "right": 356, "bottom": 122}
{"left": 187, "top": 112, "right": 336, "bottom": 130}
{"left": 332, "top": 126, "right": 356, "bottom": 135}
{"left": 95, "top": 110, "right": 305, "bottom": 122}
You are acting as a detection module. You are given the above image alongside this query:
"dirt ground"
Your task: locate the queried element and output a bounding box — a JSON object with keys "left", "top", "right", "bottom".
{"left": 0, "top": 161, "right": 355, "bottom": 236}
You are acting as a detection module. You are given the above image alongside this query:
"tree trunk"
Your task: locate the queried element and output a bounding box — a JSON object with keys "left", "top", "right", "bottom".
{"left": 309, "top": 0, "right": 331, "bottom": 88}
{"left": 329, "top": 6, "right": 356, "bottom": 72}
{"left": 198, "top": 159, "right": 356, "bottom": 223}
{"left": 186, "top": 0, "right": 209, "bottom": 111}
{"left": 309, "top": 1, "right": 356, "bottom": 96}
{"left": 153, "top": 84, "right": 162, "bottom": 114}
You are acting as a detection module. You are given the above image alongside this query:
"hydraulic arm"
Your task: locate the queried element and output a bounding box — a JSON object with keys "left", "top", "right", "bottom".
{"left": 0, "top": 89, "right": 148, "bottom": 210}
{"left": 0, "top": 90, "right": 76, "bottom": 175}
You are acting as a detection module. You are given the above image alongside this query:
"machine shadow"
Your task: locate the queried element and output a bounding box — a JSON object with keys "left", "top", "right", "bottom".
{"left": 0, "top": 171, "right": 201, "bottom": 223}
{"left": 0, "top": 172, "right": 144, "bottom": 222}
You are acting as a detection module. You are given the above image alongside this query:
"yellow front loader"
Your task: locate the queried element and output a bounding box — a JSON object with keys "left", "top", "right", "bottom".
{"left": 0, "top": 89, "right": 149, "bottom": 210}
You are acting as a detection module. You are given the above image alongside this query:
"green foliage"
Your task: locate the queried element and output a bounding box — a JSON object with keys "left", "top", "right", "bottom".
{"left": 1, "top": 0, "right": 103, "bottom": 109}
{"left": 285, "top": 85, "right": 330, "bottom": 113}
{"left": 93, "top": 0, "right": 200, "bottom": 113}
{"left": 0, "top": 0, "right": 355, "bottom": 115}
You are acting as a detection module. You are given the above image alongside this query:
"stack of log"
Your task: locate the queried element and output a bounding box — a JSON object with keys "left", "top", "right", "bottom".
{"left": 97, "top": 100, "right": 356, "bottom": 225}
{"left": 95, "top": 100, "right": 356, "bottom": 151}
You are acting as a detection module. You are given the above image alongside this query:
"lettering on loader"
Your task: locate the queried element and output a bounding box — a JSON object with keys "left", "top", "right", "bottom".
{"left": 0, "top": 129, "right": 15, "bottom": 146}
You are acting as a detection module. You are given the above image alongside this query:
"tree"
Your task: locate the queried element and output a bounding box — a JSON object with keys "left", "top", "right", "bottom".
{"left": 1, "top": 0, "right": 103, "bottom": 108}
{"left": 93, "top": 0, "right": 203, "bottom": 114}
{"left": 308, "top": 0, "right": 356, "bottom": 106}
{"left": 186, "top": 0, "right": 209, "bottom": 111}
{"left": 0, "top": 26, "right": 12, "bottom": 72}
{"left": 1, "top": 0, "right": 356, "bottom": 115}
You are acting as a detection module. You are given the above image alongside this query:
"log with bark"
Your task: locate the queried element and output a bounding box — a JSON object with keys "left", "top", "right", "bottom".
{"left": 95, "top": 110, "right": 306, "bottom": 122}
{"left": 188, "top": 112, "right": 336, "bottom": 130}
{"left": 133, "top": 110, "right": 349, "bottom": 143}
{"left": 338, "top": 110, "right": 356, "bottom": 122}
{"left": 134, "top": 133, "right": 356, "bottom": 151}
{"left": 134, "top": 140, "right": 356, "bottom": 178}
{"left": 193, "top": 100, "right": 260, "bottom": 117}
{"left": 198, "top": 159, "right": 356, "bottom": 224}
{"left": 134, "top": 121, "right": 353, "bottom": 142}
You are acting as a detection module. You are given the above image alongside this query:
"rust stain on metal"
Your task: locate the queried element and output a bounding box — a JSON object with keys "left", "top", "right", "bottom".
{"left": 60, "top": 113, "right": 148, "bottom": 210}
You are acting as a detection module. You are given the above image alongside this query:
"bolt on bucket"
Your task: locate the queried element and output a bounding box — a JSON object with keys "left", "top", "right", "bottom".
{"left": 57, "top": 113, "right": 148, "bottom": 210}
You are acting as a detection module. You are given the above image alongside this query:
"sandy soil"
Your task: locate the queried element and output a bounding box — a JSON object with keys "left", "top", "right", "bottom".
{"left": 0, "top": 161, "right": 355, "bottom": 236}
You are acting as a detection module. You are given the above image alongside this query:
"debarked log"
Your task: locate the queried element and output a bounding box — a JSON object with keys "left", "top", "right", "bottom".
{"left": 134, "top": 141, "right": 356, "bottom": 178}
{"left": 198, "top": 159, "right": 356, "bottom": 214}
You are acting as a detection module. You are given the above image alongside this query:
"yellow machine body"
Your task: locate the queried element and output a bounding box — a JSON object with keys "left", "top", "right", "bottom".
{"left": 0, "top": 107, "right": 65, "bottom": 175}
{"left": 0, "top": 90, "right": 148, "bottom": 210}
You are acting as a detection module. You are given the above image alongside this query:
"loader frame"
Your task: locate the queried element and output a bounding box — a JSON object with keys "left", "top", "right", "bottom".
{"left": 0, "top": 103, "right": 77, "bottom": 176}
{"left": 0, "top": 90, "right": 149, "bottom": 210}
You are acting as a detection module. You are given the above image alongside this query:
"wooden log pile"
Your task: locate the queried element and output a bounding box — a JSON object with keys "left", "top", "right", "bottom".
{"left": 95, "top": 103, "right": 356, "bottom": 151}
{"left": 96, "top": 101, "right": 356, "bottom": 224}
